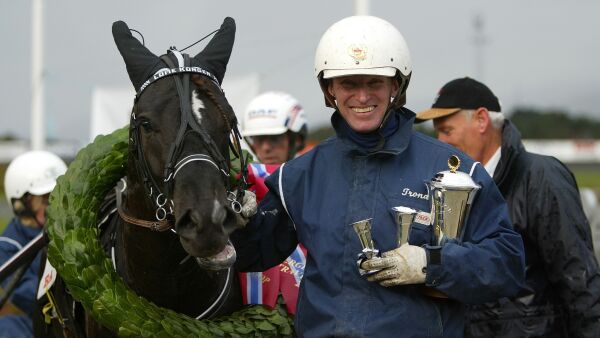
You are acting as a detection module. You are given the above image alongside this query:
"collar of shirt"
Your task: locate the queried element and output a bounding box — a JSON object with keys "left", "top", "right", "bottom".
{"left": 484, "top": 146, "right": 502, "bottom": 176}
{"left": 331, "top": 108, "right": 415, "bottom": 156}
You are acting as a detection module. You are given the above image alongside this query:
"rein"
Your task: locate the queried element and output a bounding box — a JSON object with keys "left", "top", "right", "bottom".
{"left": 117, "top": 48, "right": 248, "bottom": 229}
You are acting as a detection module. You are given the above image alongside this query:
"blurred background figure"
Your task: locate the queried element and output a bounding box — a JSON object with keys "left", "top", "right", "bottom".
{"left": 238, "top": 91, "right": 308, "bottom": 315}
{"left": 416, "top": 77, "right": 600, "bottom": 338}
{"left": 242, "top": 91, "right": 308, "bottom": 164}
{"left": 0, "top": 151, "right": 66, "bottom": 338}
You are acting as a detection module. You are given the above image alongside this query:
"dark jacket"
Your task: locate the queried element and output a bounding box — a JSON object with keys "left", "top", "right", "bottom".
{"left": 466, "top": 120, "right": 600, "bottom": 338}
{"left": 233, "top": 109, "right": 525, "bottom": 338}
{"left": 0, "top": 218, "right": 41, "bottom": 338}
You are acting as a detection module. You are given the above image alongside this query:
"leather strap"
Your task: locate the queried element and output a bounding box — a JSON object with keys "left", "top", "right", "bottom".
{"left": 115, "top": 182, "right": 172, "bottom": 232}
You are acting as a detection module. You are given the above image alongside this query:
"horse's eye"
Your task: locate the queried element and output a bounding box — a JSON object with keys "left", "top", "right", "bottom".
{"left": 140, "top": 120, "right": 153, "bottom": 132}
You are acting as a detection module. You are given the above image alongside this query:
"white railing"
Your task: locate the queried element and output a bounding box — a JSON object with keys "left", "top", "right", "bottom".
{"left": 523, "top": 139, "right": 600, "bottom": 163}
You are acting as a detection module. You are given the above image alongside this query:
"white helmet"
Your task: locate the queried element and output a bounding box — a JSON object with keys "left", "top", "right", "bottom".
{"left": 314, "top": 16, "right": 412, "bottom": 108}
{"left": 242, "top": 91, "right": 307, "bottom": 138}
{"left": 314, "top": 16, "right": 412, "bottom": 79}
{"left": 4, "top": 150, "right": 68, "bottom": 206}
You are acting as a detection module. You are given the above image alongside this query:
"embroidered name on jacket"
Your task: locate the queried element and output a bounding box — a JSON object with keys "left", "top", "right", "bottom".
{"left": 402, "top": 187, "right": 429, "bottom": 200}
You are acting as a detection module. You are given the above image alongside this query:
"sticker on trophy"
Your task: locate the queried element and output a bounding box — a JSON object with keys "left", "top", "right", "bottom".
{"left": 414, "top": 211, "right": 431, "bottom": 225}
{"left": 37, "top": 259, "right": 57, "bottom": 300}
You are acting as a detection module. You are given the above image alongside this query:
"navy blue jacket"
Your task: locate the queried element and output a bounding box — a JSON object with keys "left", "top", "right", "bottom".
{"left": 233, "top": 108, "right": 525, "bottom": 338}
{"left": 0, "top": 218, "right": 41, "bottom": 337}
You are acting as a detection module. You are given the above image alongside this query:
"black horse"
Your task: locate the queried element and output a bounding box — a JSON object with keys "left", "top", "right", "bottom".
{"left": 35, "top": 18, "right": 250, "bottom": 337}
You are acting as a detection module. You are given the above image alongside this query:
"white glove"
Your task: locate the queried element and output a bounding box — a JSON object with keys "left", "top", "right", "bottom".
{"left": 361, "top": 244, "right": 427, "bottom": 287}
{"left": 239, "top": 190, "right": 257, "bottom": 218}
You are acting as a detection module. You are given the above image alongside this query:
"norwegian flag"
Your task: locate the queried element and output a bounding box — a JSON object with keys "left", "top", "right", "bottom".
{"left": 239, "top": 163, "right": 307, "bottom": 314}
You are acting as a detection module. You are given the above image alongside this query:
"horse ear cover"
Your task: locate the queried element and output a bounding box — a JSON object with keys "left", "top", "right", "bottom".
{"left": 112, "top": 18, "right": 236, "bottom": 92}
{"left": 193, "top": 17, "right": 236, "bottom": 85}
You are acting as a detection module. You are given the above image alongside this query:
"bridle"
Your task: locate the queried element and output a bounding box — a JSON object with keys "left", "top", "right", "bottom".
{"left": 117, "top": 48, "right": 249, "bottom": 231}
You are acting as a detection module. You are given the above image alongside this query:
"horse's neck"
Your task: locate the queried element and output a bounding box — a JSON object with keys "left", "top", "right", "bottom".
{"left": 112, "top": 218, "right": 238, "bottom": 317}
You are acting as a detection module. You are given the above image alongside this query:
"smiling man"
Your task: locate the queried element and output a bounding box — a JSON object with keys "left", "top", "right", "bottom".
{"left": 232, "top": 16, "right": 526, "bottom": 337}
{"left": 326, "top": 75, "right": 398, "bottom": 133}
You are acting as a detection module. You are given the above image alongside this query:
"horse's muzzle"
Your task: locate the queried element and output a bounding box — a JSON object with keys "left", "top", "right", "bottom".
{"left": 195, "top": 240, "right": 237, "bottom": 270}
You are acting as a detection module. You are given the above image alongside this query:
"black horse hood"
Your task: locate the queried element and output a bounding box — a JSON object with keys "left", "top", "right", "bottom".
{"left": 112, "top": 17, "right": 236, "bottom": 92}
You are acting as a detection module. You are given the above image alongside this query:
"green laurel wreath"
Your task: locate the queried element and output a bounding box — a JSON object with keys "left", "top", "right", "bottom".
{"left": 46, "top": 127, "right": 293, "bottom": 337}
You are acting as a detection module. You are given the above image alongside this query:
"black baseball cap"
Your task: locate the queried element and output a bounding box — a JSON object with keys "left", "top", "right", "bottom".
{"left": 416, "top": 77, "right": 501, "bottom": 122}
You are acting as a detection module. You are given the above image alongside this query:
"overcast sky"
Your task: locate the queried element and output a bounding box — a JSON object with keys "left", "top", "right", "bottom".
{"left": 1, "top": 1, "right": 599, "bottom": 145}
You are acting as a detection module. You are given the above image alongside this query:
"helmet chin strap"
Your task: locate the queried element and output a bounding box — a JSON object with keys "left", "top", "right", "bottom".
{"left": 377, "top": 94, "right": 400, "bottom": 132}
{"left": 375, "top": 72, "right": 410, "bottom": 134}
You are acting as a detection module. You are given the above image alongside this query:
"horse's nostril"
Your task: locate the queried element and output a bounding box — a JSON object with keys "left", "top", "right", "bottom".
{"left": 211, "top": 199, "right": 227, "bottom": 225}
{"left": 175, "top": 210, "right": 192, "bottom": 233}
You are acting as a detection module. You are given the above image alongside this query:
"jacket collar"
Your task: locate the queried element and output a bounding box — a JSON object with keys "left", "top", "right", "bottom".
{"left": 494, "top": 120, "right": 525, "bottom": 187}
{"left": 331, "top": 107, "right": 415, "bottom": 156}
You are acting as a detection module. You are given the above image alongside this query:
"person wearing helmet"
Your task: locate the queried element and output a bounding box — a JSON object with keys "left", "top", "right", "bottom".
{"left": 231, "top": 16, "right": 525, "bottom": 337}
{"left": 1, "top": 151, "right": 67, "bottom": 338}
{"left": 239, "top": 92, "right": 309, "bottom": 315}
{"left": 242, "top": 91, "right": 308, "bottom": 164}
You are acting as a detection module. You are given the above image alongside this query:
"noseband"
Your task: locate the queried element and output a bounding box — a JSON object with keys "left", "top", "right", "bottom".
{"left": 117, "top": 48, "right": 248, "bottom": 231}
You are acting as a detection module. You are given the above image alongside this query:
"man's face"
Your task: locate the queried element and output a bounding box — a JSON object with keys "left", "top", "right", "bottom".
{"left": 328, "top": 75, "right": 399, "bottom": 133}
{"left": 433, "top": 111, "right": 483, "bottom": 161}
{"left": 20, "top": 193, "right": 50, "bottom": 227}
{"left": 248, "top": 133, "right": 290, "bottom": 164}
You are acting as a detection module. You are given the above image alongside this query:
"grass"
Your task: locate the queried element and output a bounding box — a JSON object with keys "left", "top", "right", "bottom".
{"left": 574, "top": 170, "right": 600, "bottom": 187}
{"left": 573, "top": 170, "right": 600, "bottom": 196}
{"left": 0, "top": 193, "right": 7, "bottom": 233}
{"left": 0, "top": 217, "right": 7, "bottom": 233}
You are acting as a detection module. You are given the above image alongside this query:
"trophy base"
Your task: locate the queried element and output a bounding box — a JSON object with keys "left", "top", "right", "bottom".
{"left": 420, "top": 286, "right": 448, "bottom": 299}
{"left": 360, "top": 268, "right": 383, "bottom": 277}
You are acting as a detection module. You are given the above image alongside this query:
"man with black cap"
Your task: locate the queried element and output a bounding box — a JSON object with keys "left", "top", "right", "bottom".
{"left": 417, "top": 77, "right": 600, "bottom": 338}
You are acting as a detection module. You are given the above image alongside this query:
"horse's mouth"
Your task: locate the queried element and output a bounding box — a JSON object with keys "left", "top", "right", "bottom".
{"left": 195, "top": 241, "right": 237, "bottom": 270}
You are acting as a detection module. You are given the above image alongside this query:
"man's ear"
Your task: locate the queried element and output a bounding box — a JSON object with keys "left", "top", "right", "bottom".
{"left": 327, "top": 82, "right": 335, "bottom": 98}
{"left": 391, "top": 78, "right": 400, "bottom": 97}
{"left": 475, "top": 107, "right": 491, "bottom": 133}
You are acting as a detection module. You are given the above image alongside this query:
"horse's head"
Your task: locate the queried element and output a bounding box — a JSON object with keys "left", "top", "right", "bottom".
{"left": 112, "top": 18, "right": 246, "bottom": 269}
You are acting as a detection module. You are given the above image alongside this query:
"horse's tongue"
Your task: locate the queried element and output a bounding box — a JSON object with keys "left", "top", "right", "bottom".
{"left": 196, "top": 242, "right": 236, "bottom": 270}
{"left": 211, "top": 243, "right": 235, "bottom": 261}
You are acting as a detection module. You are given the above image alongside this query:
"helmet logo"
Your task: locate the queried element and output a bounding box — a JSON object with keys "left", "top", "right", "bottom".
{"left": 248, "top": 108, "right": 277, "bottom": 119}
{"left": 348, "top": 45, "right": 367, "bottom": 62}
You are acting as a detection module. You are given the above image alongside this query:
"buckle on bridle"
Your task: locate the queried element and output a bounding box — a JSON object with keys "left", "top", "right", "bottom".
{"left": 227, "top": 191, "right": 242, "bottom": 214}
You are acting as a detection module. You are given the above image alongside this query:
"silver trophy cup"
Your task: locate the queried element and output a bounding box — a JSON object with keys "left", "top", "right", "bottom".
{"left": 351, "top": 218, "right": 381, "bottom": 275}
{"left": 425, "top": 155, "right": 481, "bottom": 245}
{"left": 392, "top": 206, "right": 417, "bottom": 246}
{"left": 351, "top": 218, "right": 379, "bottom": 259}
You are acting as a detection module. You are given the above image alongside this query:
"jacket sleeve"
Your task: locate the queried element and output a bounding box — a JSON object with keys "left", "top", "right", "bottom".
{"left": 231, "top": 172, "right": 298, "bottom": 273}
{"left": 424, "top": 164, "right": 526, "bottom": 304}
{"left": 9, "top": 254, "right": 41, "bottom": 315}
{"left": 0, "top": 220, "right": 40, "bottom": 314}
{"left": 529, "top": 159, "right": 600, "bottom": 337}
